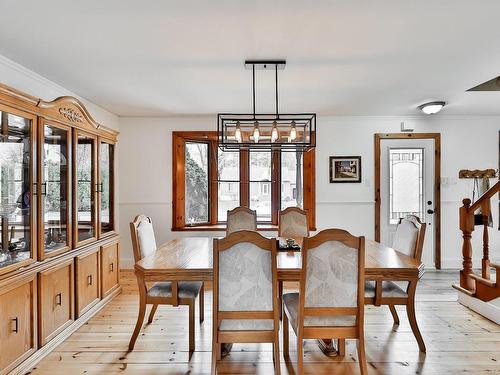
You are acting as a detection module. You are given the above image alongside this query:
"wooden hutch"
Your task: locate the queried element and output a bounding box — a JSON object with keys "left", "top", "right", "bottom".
{"left": 0, "top": 83, "right": 120, "bottom": 374}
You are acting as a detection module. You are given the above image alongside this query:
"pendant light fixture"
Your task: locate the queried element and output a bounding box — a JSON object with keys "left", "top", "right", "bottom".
{"left": 217, "top": 60, "right": 316, "bottom": 151}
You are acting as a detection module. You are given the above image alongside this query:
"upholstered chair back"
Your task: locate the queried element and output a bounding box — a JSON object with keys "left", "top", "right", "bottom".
{"left": 226, "top": 207, "right": 257, "bottom": 234}
{"left": 300, "top": 229, "right": 364, "bottom": 327}
{"left": 130, "top": 215, "right": 158, "bottom": 263}
{"left": 214, "top": 231, "right": 277, "bottom": 331}
{"left": 392, "top": 215, "right": 426, "bottom": 261}
{"left": 279, "top": 207, "right": 309, "bottom": 239}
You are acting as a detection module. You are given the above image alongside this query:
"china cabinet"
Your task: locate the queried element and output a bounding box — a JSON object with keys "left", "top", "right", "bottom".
{"left": 0, "top": 83, "right": 120, "bottom": 375}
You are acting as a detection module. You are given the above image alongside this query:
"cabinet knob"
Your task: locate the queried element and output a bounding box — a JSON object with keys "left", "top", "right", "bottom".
{"left": 87, "top": 274, "right": 93, "bottom": 286}
{"left": 55, "top": 293, "right": 62, "bottom": 306}
{"left": 109, "top": 262, "right": 114, "bottom": 272}
{"left": 12, "top": 317, "right": 19, "bottom": 333}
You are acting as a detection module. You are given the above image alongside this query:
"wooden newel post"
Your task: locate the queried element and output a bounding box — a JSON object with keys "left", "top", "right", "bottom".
{"left": 481, "top": 200, "right": 490, "bottom": 280}
{"left": 460, "top": 198, "right": 475, "bottom": 291}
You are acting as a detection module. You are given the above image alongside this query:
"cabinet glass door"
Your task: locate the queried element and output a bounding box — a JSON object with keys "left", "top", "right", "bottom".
{"left": 99, "top": 141, "right": 114, "bottom": 236}
{"left": 74, "top": 132, "right": 96, "bottom": 245}
{"left": 40, "top": 122, "right": 70, "bottom": 257}
{"left": 0, "top": 108, "right": 35, "bottom": 273}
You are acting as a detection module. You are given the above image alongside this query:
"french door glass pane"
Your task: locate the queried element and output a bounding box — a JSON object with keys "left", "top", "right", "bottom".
{"left": 0, "top": 112, "right": 32, "bottom": 267}
{"left": 217, "top": 149, "right": 239, "bottom": 222}
{"left": 281, "top": 151, "right": 303, "bottom": 209}
{"left": 43, "top": 125, "right": 69, "bottom": 253}
{"left": 389, "top": 148, "right": 424, "bottom": 224}
{"left": 100, "top": 142, "right": 114, "bottom": 234}
{"left": 249, "top": 151, "right": 271, "bottom": 222}
{"left": 76, "top": 135, "right": 95, "bottom": 241}
{"left": 185, "top": 142, "right": 209, "bottom": 224}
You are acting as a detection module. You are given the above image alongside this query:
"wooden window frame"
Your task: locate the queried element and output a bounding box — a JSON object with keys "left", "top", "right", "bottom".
{"left": 172, "top": 131, "right": 316, "bottom": 231}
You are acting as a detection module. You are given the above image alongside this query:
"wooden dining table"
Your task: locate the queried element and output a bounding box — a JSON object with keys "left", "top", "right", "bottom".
{"left": 134, "top": 236, "right": 426, "bottom": 353}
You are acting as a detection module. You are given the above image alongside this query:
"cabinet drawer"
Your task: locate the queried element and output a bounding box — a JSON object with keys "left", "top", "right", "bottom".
{"left": 38, "top": 259, "right": 74, "bottom": 346}
{"left": 0, "top": 275, "right": 36, "bottom": 374}
{"left": 101, "top": 242, "right": 119, "bottom": 297}
{"left": 76, "top": 248, "right": 100, "bottom": 317}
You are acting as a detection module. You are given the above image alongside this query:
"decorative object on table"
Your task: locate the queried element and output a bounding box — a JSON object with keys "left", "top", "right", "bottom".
{"left": 277, "top": 237, "right": 301, "bottom": 251}
{"left": 329, "top": 156, "right": 361, "bottom": 183}
{"left": 217, "top": 59, "right": 316, "bottom": 152}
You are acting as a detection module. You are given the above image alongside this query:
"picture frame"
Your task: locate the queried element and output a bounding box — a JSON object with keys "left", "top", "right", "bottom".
{"left": 329, "top": 156, "right": 362, "bottom": 183}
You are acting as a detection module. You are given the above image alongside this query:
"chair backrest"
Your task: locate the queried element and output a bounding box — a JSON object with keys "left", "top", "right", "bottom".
{"left": 392, "top": 215, "right": 426, "bottom": 261}
{"left": 278, "top": 207, "right": 309, "bottom": 239}
{"left": 213, "top": 230, "right": 278, "bottom": 331}
{"left": 299, "top": 229, "right": 365, "bottom": 329}
{"left": 130, "top": 214, "right": 158, "bottom": 264}
{"left": 226, "top": 206, "right": 257, "bottom": 234}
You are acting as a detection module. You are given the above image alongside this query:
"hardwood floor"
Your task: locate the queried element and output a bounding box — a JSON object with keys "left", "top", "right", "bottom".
{"left": 26, "top": 270, "right": 500, "bottom": 374}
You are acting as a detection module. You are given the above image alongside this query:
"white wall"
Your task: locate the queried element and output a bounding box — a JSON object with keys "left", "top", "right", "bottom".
{"left": 118, "top": 115, "right": 500, "bottom": 269}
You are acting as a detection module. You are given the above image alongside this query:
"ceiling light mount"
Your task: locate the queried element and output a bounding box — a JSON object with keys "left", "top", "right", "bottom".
{"left": 419, "top": 101, "right": 446, "bottom": 115}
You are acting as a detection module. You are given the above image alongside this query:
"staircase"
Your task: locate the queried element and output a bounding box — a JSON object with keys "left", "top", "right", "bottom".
{"left": 453, "top": 180, "right": 500, "bottom": 302}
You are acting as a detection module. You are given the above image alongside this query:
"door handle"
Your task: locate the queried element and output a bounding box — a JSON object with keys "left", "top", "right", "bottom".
{"left": 55, "top": 293, "right": 62, "bottom": 306}
{"left": 427, "top": 209, "right": 435, "bottom": 214}
{"left": 87, "top": 274, "right": 93, "bottom": 286}
{"left": 12, "top": 317, "right": 19, "bottom": 333}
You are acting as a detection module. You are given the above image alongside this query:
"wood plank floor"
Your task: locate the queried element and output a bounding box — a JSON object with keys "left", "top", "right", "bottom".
{"left": 26, "top": 270, "right": 500, "bottom": 374}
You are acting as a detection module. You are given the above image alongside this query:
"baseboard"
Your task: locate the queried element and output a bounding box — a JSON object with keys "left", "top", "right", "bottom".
{"left": 456, "top": 289, "right": 500, "bottom": 325}
{"left": 11, "top": 286, "right": 122, "bottom": 375}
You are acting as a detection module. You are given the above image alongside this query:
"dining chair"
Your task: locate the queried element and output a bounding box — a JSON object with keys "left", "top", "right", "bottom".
{"left": 212, "top": 230, "right": 280, "bottom": 375}
{"left": 226, "top": 206, "right": 257, "bottom": 234}
{"left": 277, "top": 207, "right": 309, "bottom": 320}
{"left": 364, "top": 214, "right": 426, "bottom": 352}
{"left": 282, "top": 229, "right": 367, "bottom": 375}
{"left": 278, "top": 206, "right": 309, "bottom": 240}
{"left": 128, "top": 214, "right": 204, "bottom": 357}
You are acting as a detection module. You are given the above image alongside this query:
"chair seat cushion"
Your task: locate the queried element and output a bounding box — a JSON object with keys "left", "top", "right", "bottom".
{"left": 147, "top": 281, "right": 202, "bottom": 299}
{"left": 219, "top": 319, "right": 274, "bottom": 331}
{"left": 283, "top": 292, "right": 356, "bottom": 334}
{"left": 364, "top": 281, "right": 408, "bottom": 298}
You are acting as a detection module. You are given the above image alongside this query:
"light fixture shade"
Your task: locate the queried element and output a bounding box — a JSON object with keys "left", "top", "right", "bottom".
{"left": 271, "top": 121, "right": 279, "bottom": 142}
{"left": 419, "top": 101, "right": 446, "bottom": 114}
{"left": 234, "top": 121, "right": 242, "bottom": 143}
{"left": 217, "top": 113, "right": 316, "bottom": 151}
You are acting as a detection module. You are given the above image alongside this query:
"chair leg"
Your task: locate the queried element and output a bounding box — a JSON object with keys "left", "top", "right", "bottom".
{"left": 128, "top": 286, "right": 147, "bottom": 351}
{"left": 388, "top": 305, "right": 400, "bottom": 325}
{"left": 357, "top": 337, "right": 368, "bottom": 375}
{"left": 189, "top": 300, "right": 195, "bottom": 357}
{"left": 216, "top": 343, "right": 222, "bottom": 361}
{"left": 337, "top": 338, "right": 346, "bottom": 356}
{"left": 147, "top": 304, "right": 158, "bottom": 324}
{"left": 273, "top": 339, "right": 281, "bottom": 375}
{"left": 297, "top": 337, "right": 303, "bottom": 374}
{"left": 407, "top": 282, "right": 426, "bottom": 353}
{"left": 278, "top": 281, "right": 283, "bottom": 321}
{"left": 283, "top": 312, "right": 289, "bottom": 357}
{"left": 199, "top": 283, "right": 205, "bottom": 324}
{"left": 211, "top": 324, "right": 217, "bottom": 375}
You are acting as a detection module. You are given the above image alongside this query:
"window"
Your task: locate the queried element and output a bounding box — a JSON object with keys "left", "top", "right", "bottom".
{"left": 389, "top": 148, "right": 424, "bottom": 224}
{"left": 172, "top": 131, "right": 315, "bottom": 229}
{"left": 185, "top": 142, "right": 209, "bottom": 224}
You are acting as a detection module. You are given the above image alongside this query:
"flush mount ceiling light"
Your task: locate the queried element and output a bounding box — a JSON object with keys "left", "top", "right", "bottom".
{"left": 217, "top": 60, "right": 316, "bottom": 151}
{"left": 418, "top": 101, "right": 446, "bottom": 115}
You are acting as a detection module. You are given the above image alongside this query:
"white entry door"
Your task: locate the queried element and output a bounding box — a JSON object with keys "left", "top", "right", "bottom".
{"left": 380, "top": 138, "right": 435, "bottom": 267}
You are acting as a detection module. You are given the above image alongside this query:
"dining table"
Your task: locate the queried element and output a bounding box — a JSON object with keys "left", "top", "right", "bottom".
{"left": 134, "top": 236, "right": 426, "bottom": 355}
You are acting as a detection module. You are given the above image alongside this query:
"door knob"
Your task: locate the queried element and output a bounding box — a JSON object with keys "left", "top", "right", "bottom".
{"left": 427, "top": 209, "right": 435, "bottom": 214}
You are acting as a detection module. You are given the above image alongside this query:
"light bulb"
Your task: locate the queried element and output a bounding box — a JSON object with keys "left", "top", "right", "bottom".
{"left": 253, "top": 121, "right": 260, "bottom": 143}
{"left": 290, "top": 120, "right": 297, "bottom": 141}
{"left": 234, "top": 121, "right": 242, "bottom": 143}
{"left": 271, "top": 121, "right": 279, "bottom": 142}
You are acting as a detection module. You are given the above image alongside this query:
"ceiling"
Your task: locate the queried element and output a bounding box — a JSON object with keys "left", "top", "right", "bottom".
{"left": 1, "top": 0, "right": 500, "bottom": 117}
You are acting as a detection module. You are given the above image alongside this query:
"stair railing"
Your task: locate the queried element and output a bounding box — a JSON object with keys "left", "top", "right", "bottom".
{"left": 459, "top": 179, "right": 500, "bottom": 291}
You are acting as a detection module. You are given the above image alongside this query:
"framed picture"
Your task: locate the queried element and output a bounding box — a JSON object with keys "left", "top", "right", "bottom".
{"left": 329, "top": 156, "right": 362, "bottom": 183}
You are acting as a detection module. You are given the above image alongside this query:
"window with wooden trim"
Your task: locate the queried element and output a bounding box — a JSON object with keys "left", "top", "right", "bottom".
{"left": 172, "top": 131, "right": 315, "bottom": 230}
